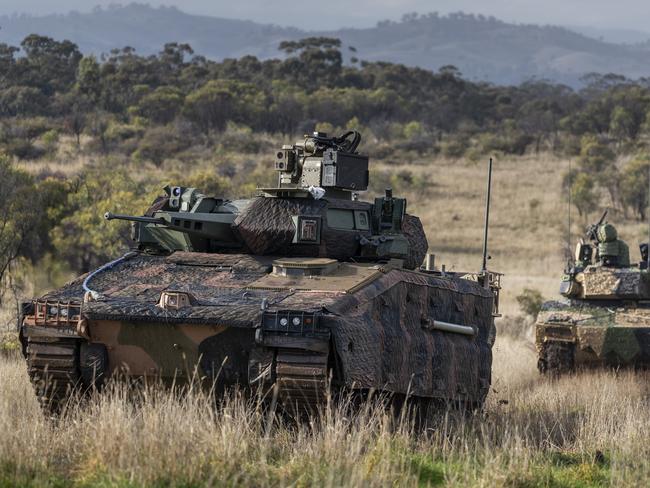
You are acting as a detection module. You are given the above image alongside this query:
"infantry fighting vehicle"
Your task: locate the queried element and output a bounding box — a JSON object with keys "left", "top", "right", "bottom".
{"left": 19, "top": 130, "right": 501, "bottom": 413}
{"left": 536, "top": 212, "right": 650, "bottom": 374}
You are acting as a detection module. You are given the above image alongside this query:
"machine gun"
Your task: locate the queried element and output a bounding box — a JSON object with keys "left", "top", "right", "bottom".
{"left": 570, "top": 210, "right": 608, "bottom": 267}
{"left": 585, "top": 210, "right": 608, "bottom": 243}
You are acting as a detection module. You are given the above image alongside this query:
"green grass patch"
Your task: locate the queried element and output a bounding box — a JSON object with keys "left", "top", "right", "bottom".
{"left": 507, "top": 451, "right": 610, "bottom": 488}
{"left": 0, "top": 462, "right": 68, "bottom": 488}
{"left": 407, "top": 453, "right": 446, "bottom": 487}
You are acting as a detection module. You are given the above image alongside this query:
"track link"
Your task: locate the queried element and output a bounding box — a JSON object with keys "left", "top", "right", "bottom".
{"left": 275, "top": 349, "right": 329, "bottom": 414}
{"left": 26, "top": 337, "right": 81, "bottom": 413}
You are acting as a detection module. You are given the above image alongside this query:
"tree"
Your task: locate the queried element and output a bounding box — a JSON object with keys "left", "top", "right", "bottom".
{"left": 183, "top": 81, "right": 236, "bottom": 135}
{"left": 0, "top": 157, "right": 40, "bottom": 303}
{"left": 64, "top": 106, "right": 87, "bottom": 147}
{"left": 49, "top": 169, "right": 157, "bottom": 272}
{"left": 183, "top": 80, "right": 263, "bottom": 135}
{"left": 0, "top": 86, "right": 48, "bottom": 116}
{"left": 576, "top": 136, "right": 621, "bottom": 208}
{"left": 578, "top": 135, "right": 615, "bottom": 173}
{"left": 76, "top": 56, "right": 102, "bottom": 102}
{"left": 134, "top": 86, "right": 184, "bottom": 124}
{"left": 571, "top": 172, "right": 598, "bottom": 218}
{"left": 18, "top": 35, "right": 82, "bottom": 95}
{"left": 278, "top": 37, "right": 343, "bottom": 89}
{"left": 0, "top": 43, "right": 19, "bottom": 88}
{"left": 620, "top": 155, "right": 650, "bottom": 220}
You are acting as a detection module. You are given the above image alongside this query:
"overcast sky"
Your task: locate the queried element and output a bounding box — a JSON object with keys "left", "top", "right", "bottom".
{"left": 1, "top": 0, "right": 649, "bottom": 32}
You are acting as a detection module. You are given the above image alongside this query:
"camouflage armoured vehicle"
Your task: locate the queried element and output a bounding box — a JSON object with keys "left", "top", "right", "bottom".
{"left": 19, "top": 130, "right": 501, "bottom": 413}
{"left": 536, "top": 212, "right": 650, "bottom": 374}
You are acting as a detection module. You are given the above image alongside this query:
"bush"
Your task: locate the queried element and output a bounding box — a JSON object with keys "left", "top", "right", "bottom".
{"left": 134, "top": 86, "right": 184, "bottom": 125}
{"left": 4, "top": 139, "right": 46, "bottom": 160}
{"left": 133, "top": 126, "right": 191, "bottom": 166}
{"left": 168, "top": 169, "right": 232, "bottom": 197}
{"left": 40, "top": 129, "right": 60, "bottom": 154}
{"left": 570, "top": 173, "right": 598, "bottom": 217}
{"left": 440, "top": 138, "right": 467, "bottom": 158}
{"left": 620, "top": 154, "right": 650, "bottom": 220}
{"left": 516, "top": 288, "right": 544, "bottom": 318}
{"left": 218, "top": 124, "right": 269, "bottom": 153}
{"left": 49, "top": 169, "right": 158, "bottom": 272}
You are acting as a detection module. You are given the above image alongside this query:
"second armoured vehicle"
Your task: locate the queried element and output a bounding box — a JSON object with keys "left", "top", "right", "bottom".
{"left": 536, "top": 212, "right": 650, "bottom": 374}
{"left": 19, "top": 130, "right": 501, "bottom": 413}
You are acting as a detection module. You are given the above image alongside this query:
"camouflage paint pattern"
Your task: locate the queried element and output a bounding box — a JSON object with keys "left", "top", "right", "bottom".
{"left": 22, "top": 251, "right": 495, "bottom": 404}
{"left": 536, "top": 299, "right": 650, "bottom": 372}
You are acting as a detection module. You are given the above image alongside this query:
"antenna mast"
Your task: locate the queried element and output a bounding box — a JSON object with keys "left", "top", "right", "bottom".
{"left": 481, "top": 158, "right": 493, "bottom": 279}
{"left": 647, "top": 167, "right": 650, "bottom": 271}
{"left": 566, "top": 158, "right": 573, "bottom": 267}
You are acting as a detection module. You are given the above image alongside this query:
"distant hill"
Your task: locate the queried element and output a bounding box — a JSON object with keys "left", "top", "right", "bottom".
{"left": 567, "top": 25, "right": 650, "bottom": 45}
{"left": 2, "top": 4, "right": 650, "bottom": 86}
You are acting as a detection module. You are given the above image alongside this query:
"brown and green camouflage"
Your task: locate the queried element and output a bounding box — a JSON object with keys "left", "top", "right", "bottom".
{"left": 535, "top": 219, "right": 650, "bottom": 374}
{"left": 20, "top": 131, "right": 500, "bottom": 413}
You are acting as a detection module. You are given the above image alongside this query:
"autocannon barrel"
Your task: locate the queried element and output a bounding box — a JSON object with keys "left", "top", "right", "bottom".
{"left": 104, "top": 212, "right": 166, "bottom": 225}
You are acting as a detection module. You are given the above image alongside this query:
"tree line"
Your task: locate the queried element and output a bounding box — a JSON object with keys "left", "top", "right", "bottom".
{"left": 2, "top": 33, "right": 650, "bottom": 290}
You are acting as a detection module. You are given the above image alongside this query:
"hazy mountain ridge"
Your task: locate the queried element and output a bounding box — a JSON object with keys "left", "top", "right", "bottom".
{"left": 2, "top": 3, "right": 650, "bottom": 85}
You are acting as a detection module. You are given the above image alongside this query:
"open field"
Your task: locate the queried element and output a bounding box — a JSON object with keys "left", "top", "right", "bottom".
{"left": 1, "top": 332, "right": 649, "bottom": 487}
{"left": 2, "top": 151, "right": 650, "bottom": 486}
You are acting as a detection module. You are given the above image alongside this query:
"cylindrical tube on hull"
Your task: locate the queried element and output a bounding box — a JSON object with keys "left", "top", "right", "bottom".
{"left": 432, "top": 320, "right": 475, "bottom": 336}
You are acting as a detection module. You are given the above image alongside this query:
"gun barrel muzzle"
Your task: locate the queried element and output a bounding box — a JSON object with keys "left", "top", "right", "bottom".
{"left": 104, "top": 212, "right": 166, "bottom": 225}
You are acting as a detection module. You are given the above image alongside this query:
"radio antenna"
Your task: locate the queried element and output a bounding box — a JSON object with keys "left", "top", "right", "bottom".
{"left": 481, "top": 158, "right": 493, "bottom": 280}
{"left": 567, "top": 158, "right": 572, "bottom": 267}
{"left": 647, "top": 166, "right": 650, "bottom": 271}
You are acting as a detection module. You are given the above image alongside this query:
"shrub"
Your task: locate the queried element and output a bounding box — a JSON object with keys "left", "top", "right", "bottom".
{"left": 516, "top": 288, "right": 544, "bottom": 318}
{"left": 570, "top": 173, "right": 598, "bottom": 217}
{"left": 440, "top": 138, "right": 466, "bottom": 158}
{"left": 40, "top": 129, "right": 59, "bottom": 154}
{"left": 620, "top": 154, "right": 650, "bottom": 220}
{"left": 4, "top": 139, "right": 45, "bottom": 160}
{"left": 133, "top": 126, "right": 191, "bottom": 166}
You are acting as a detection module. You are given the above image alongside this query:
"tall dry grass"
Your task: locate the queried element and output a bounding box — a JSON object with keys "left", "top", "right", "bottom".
{"left": 1, "top": 329, "right": 648, "bottom": 487}
{"left": 3, "top": 152, "right": 650, "bottom": 485}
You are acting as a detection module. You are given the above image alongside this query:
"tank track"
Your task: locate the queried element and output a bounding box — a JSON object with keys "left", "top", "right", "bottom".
{"left": 275, "top": 349, "right": 329, "bottom": 414}
{"left": 538, "top": 341, "right": 575, "bottom": 376}
{"left": 25, "top": 336, "right": 81, "bottom": 413}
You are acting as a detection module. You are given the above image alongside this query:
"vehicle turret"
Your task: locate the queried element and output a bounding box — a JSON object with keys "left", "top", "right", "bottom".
{"left": 560, "top": 214, "right": 641, "bottom": 300}
{"left": 105, "top": 130, "right": 427, "bottom": 269}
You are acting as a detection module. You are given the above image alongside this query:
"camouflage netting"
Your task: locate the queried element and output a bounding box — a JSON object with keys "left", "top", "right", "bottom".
{"left": 233, "top": 197, "right": 330, "bottom": 255}
{"left": 325, "top": 270, "right": 494, "bottom": 400}
{"left": 401, "top": 214, "right": 428, "bottom": 269}
{"left": 38, "top": 250, "right": 495, "bottom": 401}
{"left": 232, "top": 196, "right": 428, "bottom": 269}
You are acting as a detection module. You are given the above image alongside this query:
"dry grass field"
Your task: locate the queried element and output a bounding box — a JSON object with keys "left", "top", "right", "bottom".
{"left": 1, "top": 151, "right": 649, "bottom": 486}
{"left": 1, "top": 334, "right": 648, "bottom": 487}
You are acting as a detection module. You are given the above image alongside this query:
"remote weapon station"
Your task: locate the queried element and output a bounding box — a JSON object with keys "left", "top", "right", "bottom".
{"left": 20, "top": 131, "right": 501, "bottom": 413}
{"left": 536, "top": 210, "right": 650, "bottom": 374}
